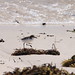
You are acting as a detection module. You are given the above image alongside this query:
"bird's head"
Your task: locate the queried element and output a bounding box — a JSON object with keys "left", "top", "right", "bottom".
{"left": 30, "top": 35, "right": 37, "bottom": 39}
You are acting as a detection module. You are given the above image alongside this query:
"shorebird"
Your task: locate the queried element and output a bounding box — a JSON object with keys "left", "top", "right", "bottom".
{"left": 21, "top": 35, "right": 37, "bottom": 48}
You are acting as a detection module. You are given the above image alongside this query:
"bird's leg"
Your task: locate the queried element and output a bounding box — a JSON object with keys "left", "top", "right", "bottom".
{"left": 23, "top": 42, "right": 25, "bottom": 49}
{"left": 30, "top": 45, "right": 32, "bottom": 48}
{"left": 26, "top": 43, "right": 32, "bottom": 48}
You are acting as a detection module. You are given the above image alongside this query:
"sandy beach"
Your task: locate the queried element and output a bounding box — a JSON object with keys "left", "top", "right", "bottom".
{"left": 0, "top": 24, "right": 75, "bottom": 74}
{"left": 0, "top": 0, "right": 75, "bottom": 74}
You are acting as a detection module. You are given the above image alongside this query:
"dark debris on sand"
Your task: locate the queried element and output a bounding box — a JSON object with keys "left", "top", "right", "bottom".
{"left": 4, "top": 63, "right": 75, "bottom": 75}
{"left": 62, "top": 55, "right": 75, "bottom": 67}
{"left": 12, "top": 48, "right": 60, "bottom": 56}
{"left": 0, "top": 39, "right": 5, "bottom": 42}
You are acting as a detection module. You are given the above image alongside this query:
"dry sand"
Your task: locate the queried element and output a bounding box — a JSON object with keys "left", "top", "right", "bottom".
{"left": 0, "top": 24, "right": 75, "bottom": 74}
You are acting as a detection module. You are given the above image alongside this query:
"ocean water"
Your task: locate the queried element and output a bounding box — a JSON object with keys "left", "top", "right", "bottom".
{"left": 0, "top": 0, "right": 75, "bottom": 23}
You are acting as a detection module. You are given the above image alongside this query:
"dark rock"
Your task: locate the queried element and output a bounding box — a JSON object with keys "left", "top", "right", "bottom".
{"left": 42, "top": 23, "right": 46, "bottom": 25}
{"left": 0, "top": 39, "right": 5, "bottom": 42}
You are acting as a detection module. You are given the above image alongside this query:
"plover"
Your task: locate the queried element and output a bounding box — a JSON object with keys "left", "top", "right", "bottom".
{"left": 21, "top": 35, "right": 37, "bottom": 48}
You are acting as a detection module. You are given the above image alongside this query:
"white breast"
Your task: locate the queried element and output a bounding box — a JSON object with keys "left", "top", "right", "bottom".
{"left": 22, "top": 38, "right": 33, "bottom": 44}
